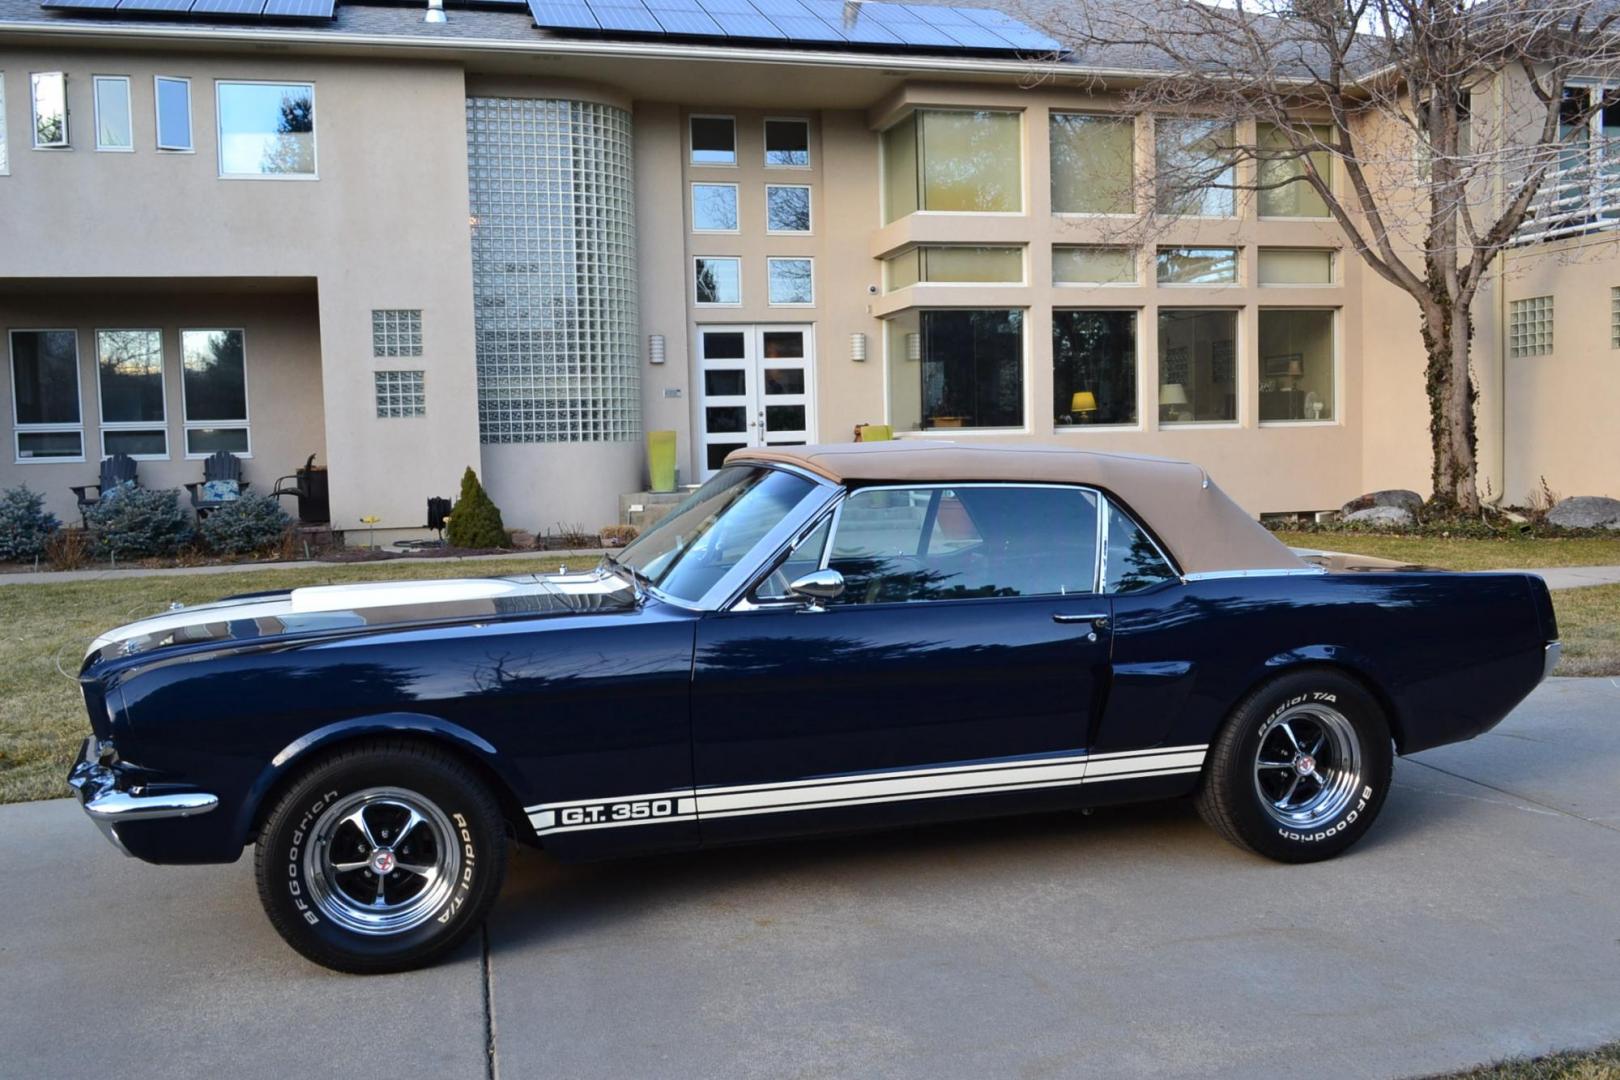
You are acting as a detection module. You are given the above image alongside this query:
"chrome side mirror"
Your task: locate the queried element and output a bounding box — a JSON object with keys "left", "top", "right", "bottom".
{"left": 788, "top": 569, "right": 844, "bottom": 611}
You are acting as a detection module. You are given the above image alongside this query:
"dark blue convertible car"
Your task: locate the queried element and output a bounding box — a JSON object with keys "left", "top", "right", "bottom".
{"left": 69, "top": 443, "right": 1559, "bottom": 972}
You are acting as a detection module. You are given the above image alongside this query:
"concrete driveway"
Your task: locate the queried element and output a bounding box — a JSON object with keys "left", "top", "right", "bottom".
{"left": 2, "top": 677, "right": 1617, "bottom": 1080}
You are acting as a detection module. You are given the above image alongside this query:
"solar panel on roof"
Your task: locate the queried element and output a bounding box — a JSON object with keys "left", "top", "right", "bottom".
{"left": 648, "top": 7, "right": 722, "bottom": 33}
{"left": 858, "top": 2, "right": 960, "bottom": 46}
{"left": 189, "top": 0, "right": 268, "bottom": 13}
{"left": 529, "top": 0, "right": 601, "bottom": 29}
{"left": 904, "top": 4, "right": 1014, "bottom": 48}
{"left": 957, "top": 5, "right": 1062, "bottom": 51}
{"left": 696, "top": 1, "right": 784, "bottom": 37}
{"left": 747, "top": 0, "right": 843, "bottom": 39}
{"left": 591, "top": 0, "right": 662, "bottom": 31}
{"left": 261, "top": 0, "right": 334, "bottom": 16}
{"left": 41, "top": 0, "right": 123, "bottom": 11}
{"left": 116, "top": 0, "right": 195, "bottom": 12}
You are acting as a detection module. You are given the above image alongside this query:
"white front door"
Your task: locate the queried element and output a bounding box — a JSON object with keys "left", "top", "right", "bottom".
{"left": 696, "top": 324, "right": 816, "bottom": 478}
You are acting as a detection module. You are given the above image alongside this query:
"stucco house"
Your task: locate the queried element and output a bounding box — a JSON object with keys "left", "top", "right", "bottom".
{"left": 0, "top": 0, "right": 1614, "bottom": 540}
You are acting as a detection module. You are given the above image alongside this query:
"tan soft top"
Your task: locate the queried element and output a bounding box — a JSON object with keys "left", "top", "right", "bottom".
{"left": 727, "top": 442, "right": 1303, "bottom": 577}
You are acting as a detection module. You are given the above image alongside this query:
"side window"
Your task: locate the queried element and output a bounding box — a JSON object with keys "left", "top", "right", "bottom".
{"left": 752, "top": 515, "right": 831, "bottom": 601}
{"left": 828, "top": 486, "right": 1098, "bottom": 604}
{"left": 1102, "top": 499, "right": 1177, "bottom": 593}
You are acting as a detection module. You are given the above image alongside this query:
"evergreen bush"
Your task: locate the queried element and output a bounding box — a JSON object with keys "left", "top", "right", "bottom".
{"left": 446, "top": 467, "right": 508, "bottom": 549}
{"left": 0, "top": 485, "right": 61, "bottom": 561}
{"left": 86, "top": 486, "right": 192, "bottom": 559}
{"left": 198, "top": 493, "right": 292, "bottom": 555}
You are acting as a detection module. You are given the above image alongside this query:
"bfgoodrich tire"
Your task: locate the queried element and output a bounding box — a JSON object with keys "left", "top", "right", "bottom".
{"left": 1196, "top": 669, "right": 1394, "bottom": 863}
{"left": 254, "top": 739, "right": 509, "bottom": 974}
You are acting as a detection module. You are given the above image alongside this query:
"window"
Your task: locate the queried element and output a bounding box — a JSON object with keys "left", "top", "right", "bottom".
{"left": 96, "top": 329, "right": 167, "bottom": 458}
{"left": 1154, "top": 118, "right": 1234, "bottom": 217}
{"left": 1611, "top": 287, "right": 1620, "bottom": 349}
{"left": 826, "top": 485, "right": 1099, "bottom": 604}
{"left": 1053, "top": 311, "right": 1137, "bottom": 427}
{"left": 1158, "top": 310, "right": 1237, "bottom": 424}
{"left": 764, "top": 118, "right": 810, "bottom": 166}
{"left": 155, "top": 76, "right": 192, "bottom": 152}
{"left": 1509, "top": 296, "right": 1554, "bottom": 358}
{"left": 1258, "top": 123, "right": 1331, "bottom": 218}
{"left": 884, "top": 246, "right": 1023, "bottom": 289}
{"left": 691, "top": 182, "right": 739, "bottom": 232}
{"left": 694, "top": 257, "right": 742, "bottom": 305}
{"left": 765, "top": 184, "right": 811, "bottom": 232}
{"left": 1157, "top": 247, "right": 1238, "bottom": 285}
{"left": 767, "top": 258, "right": 814, "bottom": 305}
{"left": 180, "top": 329, "right": 249, "bottom": 455}
{"left": 690, "top": 115, "right": 735, "bottom": 165}
{"left": 886, "top": 309, "right": 1024, "bottom": 431}
{"left": 217, "top": 81, "right": 315, "bottom": 178}
{"left": 1050, "top": 112, "right": 1134, "bottom": 214}
{"left": 0, "top": 74, "right": 9, "bottom": 173}
{"left": 371, "top": 309, "right": 422, "bottom": 357}
{"left": 1258, "top": 248, "right": 1334, "bottom": 285}
{"left": 882, "top": 110, "right": 1022, "bottom": 222}
{"left": 93, "top": 76, "right": 132, "bottom": 152}
{"left": 375, "top": 370, "right": 426, "bottom": 418}
{"left": 9, "top": 330, "right": 82, "bottom": 461}
{"left": 1054, "top": 246, "right": 1136, "bottom": 285}
{"left": 1259, "top": 309, "right": 1335, "bottom": 422}
{"left": 31, "top": 72, "right": 68, "bottom": 149}
{"left": 1102, "top": 499, "right": 1176, "bottom": 593}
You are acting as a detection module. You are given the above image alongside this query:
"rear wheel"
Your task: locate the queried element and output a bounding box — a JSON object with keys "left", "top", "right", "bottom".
{"left": 1196, "top": 669, "right": 1393, "bottom": 862}
{"left": 254, "top": 740, "right": 509, "bottom": 974}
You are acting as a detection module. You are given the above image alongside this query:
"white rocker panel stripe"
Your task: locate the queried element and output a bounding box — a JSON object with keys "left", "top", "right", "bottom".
{"left": 525, "top": 745, "right": 1207, "bottom": 837}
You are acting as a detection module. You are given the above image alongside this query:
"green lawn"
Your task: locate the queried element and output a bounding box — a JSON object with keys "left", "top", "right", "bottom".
{"left": 1273, "top": 530, "right": 1620, "bottom": 571}
{"left": 1432, "top": 1041, "right": 1620, "bottom": 1079}
{"left": 0, "top": 556, "right": 599, "bottom": 805}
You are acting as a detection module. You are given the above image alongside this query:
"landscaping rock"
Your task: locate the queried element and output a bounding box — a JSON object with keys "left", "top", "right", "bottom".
{"left": 1546, "top": 495, "right": 1620, "bottom": 530}
{"left": 1340, "top": 489, "right": 1424, "bottom": 517}
{"left": 1343, "top": 505, "right": 1416, "bottom": 528}
{"left": 509, "top": 529, "right": 537, "bottom": 550}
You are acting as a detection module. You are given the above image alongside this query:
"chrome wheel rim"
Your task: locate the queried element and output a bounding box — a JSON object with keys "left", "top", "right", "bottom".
{"left": 304, "top": 787, "right": 460, "bottom": 937}
{"left": 1252, "top": 704, "right": 1363, "bottom": 830}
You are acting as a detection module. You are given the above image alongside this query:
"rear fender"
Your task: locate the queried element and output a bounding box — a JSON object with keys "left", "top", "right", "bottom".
{"left": 1243, "top": 645, "right": 1405, "bottom": 750}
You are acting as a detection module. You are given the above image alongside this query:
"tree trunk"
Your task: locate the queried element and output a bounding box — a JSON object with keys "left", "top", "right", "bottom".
{"left": 1420, "top": 297, "right": 1480, "bottom": 513}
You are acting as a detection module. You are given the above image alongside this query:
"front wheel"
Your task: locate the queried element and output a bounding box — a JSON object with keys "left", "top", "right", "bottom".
{"left": 1196, "top": 669, "right": 1393, "bottom": 863}
{"left": 254, "top": 740, "right": 509, "bottom": 973}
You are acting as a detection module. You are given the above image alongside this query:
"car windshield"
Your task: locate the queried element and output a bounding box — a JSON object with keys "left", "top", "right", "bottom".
{"left": 612, "top": 465, "right": 819, "bottom": 605}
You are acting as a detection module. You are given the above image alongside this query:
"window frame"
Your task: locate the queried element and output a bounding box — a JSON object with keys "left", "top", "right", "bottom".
{"left": 1152, "top": 116, "right": 1236, "bottom": 219}
{"left": 883, "top": 307, "right": 1031, "bottom": 436}
{"left": 762, "top": 116, "right": 812, "bottom": 169}
{"left": 94, "top": 327, "right": 169, "bottom": 460}
{"left": 766, "top": 256, "right": 815, "bottom": 307}
{"left": 884, "top": 245, "right": 1026, "bottom": 289}
{"left": 1256, "top": 306, "right": 1340, "bottom": 428}
{"left": 1257, "top": 247, "right": 1336, "bottom": 287}
{"left": 92, "top": 75, "right": 133, "bottom": 153}
{"left": 764, "top": 182, "right": 813, "bottom": 235}
{"left": 1156, "top": 307, "right": 1242, "bottom": 428}
{"left": 690, "top": 180, "right": 741, "bottom": 234}
{"left": 1156, "top": 246, "right": 1241, "bottom": 286}
{"left": 215, "top": 78, "right": 318, "bottom": 181}
{"left": 154, "top": 75, "right": 195, "bottom": 153}
{"left": 30, "top": 71, "right": 69, "bottom": 150}
{"left": 1053, "top": 245, "right": 1139, "bottom": 287}
{"left": 9, "top": 327, "right": 85, "bottom": 464}
{"left": 692, "top": 255, "right": 743, "bottom": 307}
{"left": 1256, "top": 121, "right": 1334, "bottom": 220}
{"left": 1051, "top": 307, "right": 1142, "bottom": 432}
{"left": 880, "top": 107, "right": 1026, "bottom": 221}
{"left": 0, "top": 72, "right": 10, "bottom": 175}
{"left": 689, "top": 113, "right": 737, "bottom": 168}
{"left": 1049, "top": 110, "right": 1137, "bottom": 217}
{"left": 178, "top": 326, "right": 252, "bottom": 459}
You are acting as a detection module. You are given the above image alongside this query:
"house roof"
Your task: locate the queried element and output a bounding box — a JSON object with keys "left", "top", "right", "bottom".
{"left": 726, "top": 441, "right": 1305, "bottom": 576}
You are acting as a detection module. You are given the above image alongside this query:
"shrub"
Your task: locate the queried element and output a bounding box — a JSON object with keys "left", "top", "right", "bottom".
{"left": 87, "top": 486, "right": 192, "bottom": 559}
{"left": 198, "top": 492, "right": 293, "bottom": 555}
{"left": 599, "top": 524, "right": 639, "bottom": 548}
{"left": 0, "top": 485, "right": 61, "bottom": 561}
{"left": 44, "top": 528, "right": 91, "bottom": 570}
{"left": 446, "top": 467, "right": 508, "bottom": 549}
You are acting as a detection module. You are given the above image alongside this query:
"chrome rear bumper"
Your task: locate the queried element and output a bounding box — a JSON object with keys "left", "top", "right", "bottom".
{"left": 1545, "top": 641, "right": 1563, "bottom": 679}
{"left": 68, "top": 737, "right": 219, "bottom": 856}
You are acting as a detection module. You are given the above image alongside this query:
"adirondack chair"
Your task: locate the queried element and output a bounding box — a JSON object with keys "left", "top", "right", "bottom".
{"left": 70, "top": 453, "right": 140, "bottom": 526}
{"left": 185, "top": 451, "right": 251, "bottom": 518}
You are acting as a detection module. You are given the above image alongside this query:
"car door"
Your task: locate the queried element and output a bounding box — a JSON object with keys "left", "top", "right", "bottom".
{"left": 690, "top": 483, "right": 1114, "bottom": 843}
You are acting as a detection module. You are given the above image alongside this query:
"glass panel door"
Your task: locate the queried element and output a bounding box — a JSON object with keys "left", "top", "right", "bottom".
{"left": 699, "top": 327, "right": 753, "bottom": 477}
{"left": 697, "top": 324, "right": 817, "bottom": 478}
{"left": 759, "top": 326, "right": 812, "bottom": 447}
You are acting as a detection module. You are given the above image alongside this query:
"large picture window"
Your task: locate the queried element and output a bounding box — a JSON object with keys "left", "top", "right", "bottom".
{"left": 886, "top": 309, "right": 1024, "bottom": 431}
{"left": 180, "top": 329, "right": 249, "bottom": 455}
{"left": 97, "top": 329, "right": 168, "bottom": 458}
{"left": 217, "top": 81, "right": 315, "bottom": 178}
{"left": 884, "top": 246, "right": 1023, "bottom": 289}
{"left": 1157, "top": 310, "right": 1237, "bottom": 424}
{"left": 1051, "top": 112, "right": 1134, "bottom": 214}
{"left": 1259, "top": 309, "right": 1335, "bottom": 422}
{"left": 9, "top": 329, "right": 83, "bottom": 461}
{"left": 1053, "top": 311, "right": 1137, "bottom": 427}
{"left": 1154, "top": 118, "right": 1235, "bottom": 217}
{"left": 882, "top": 110, "right": 1022, "bottom": 222}
{"left": 1258, "top": 123, "right": 1332, "bottom": 218}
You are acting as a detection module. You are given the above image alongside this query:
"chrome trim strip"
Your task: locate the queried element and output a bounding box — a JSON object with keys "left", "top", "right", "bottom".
{"left": 1181, "top": 568, "right": 1326, "bottom": 581}
{"left": 81, "top": 789, "right": 219, "bottom": 822}
{"left": 1544, "top": 641, "right": 1562, "bottom": 679}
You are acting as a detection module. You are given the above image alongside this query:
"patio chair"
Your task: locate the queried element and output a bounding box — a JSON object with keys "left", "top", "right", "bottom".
{"left": 185, "top": 450, "right": 251, "bottom": 518}
{"left": 70, "top": 453, "right": 139, "bottom": 526}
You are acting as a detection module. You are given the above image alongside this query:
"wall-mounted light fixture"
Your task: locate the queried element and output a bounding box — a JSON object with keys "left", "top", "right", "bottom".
{"left": 850, "top": 332, "right": 867, "bottom": 362}
{"left": 906, "top": 332, "right": 923, "bottom": 362}
{"left": 648, "top": 333, "right": 667, "bottom": 365}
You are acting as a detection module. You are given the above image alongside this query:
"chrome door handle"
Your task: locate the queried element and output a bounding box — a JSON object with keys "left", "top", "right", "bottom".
{"left": 1052, "top": 613, "right": 1108, "bottom": 627}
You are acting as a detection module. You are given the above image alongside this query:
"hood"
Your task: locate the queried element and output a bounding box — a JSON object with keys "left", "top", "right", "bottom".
{"left": 84, "top": 569, "right": 637, "bottom": 667}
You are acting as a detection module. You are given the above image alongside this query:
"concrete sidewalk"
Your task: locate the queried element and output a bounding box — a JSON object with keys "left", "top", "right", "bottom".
{"left": 2, "top": 678, "right": 1617, "bottom": 1079}
{"left": 0, "top": 547, "right": 608, "bottom": 586}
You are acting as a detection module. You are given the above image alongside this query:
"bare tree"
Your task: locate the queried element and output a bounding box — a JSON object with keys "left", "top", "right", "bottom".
{"left": 1043, "top": 0, "right": 1620, "bottom": 511}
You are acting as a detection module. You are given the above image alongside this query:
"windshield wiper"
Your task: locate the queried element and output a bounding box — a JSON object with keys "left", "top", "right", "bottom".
{"left": 600, "top": 552, "right": 648, "bottom": 602}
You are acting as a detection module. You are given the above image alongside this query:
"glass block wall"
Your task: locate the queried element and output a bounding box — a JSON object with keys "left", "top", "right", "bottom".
{"left": 466, "top": 98, "right": 640, "bottom": 444}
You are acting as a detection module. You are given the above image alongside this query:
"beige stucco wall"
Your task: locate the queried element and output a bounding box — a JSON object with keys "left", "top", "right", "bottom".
{"left": 0, "top": 288, "right": 324, "bottom": 525}
{"left": 0, "top": 48, "right": 482, "bottom": 535}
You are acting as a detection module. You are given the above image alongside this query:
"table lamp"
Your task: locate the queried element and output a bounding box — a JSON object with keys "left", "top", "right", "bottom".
{"left": 1160, "top": 383, "right": 1188, "bottom": 422}
{"left": 1070, "top": 391, "right": 1098, "bottom": 424}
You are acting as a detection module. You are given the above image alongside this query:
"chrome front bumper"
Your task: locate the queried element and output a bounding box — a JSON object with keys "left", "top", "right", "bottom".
{"left": 68, "top": 737, "right": 219, "bottom": 856}
{"left": 1545, "top": 641, "right": 1563, "bottom": 679}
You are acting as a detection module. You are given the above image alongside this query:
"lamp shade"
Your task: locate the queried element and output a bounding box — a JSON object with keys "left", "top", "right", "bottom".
{"left": 1285, "top": 358, "right": 1304, "bottom": 378}
{"left": 1159, "top": 383, "right": 1189, "bottom": 406}
{"left": 1070, "top": 391, "right": 1097, "bottom": 414}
